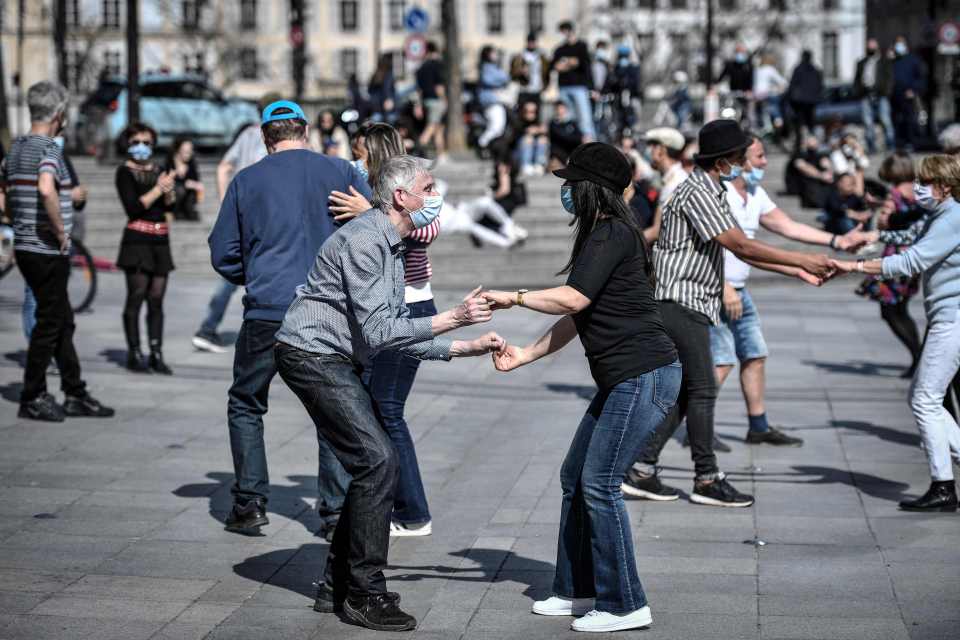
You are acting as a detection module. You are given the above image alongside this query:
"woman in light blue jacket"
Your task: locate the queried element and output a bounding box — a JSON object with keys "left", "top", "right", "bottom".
{"left": 834, "top": 154, "right": 960, "bottom": 512}
{"left": 477, "top": 45, "right": 510, "bottom": 149}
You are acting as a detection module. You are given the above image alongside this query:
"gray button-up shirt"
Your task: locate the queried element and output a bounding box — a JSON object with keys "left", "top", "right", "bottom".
{"left": 276, "top": 209, "right": 452, "bottom": 364}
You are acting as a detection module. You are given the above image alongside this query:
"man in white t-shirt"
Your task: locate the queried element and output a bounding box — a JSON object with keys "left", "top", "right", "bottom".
{"left": 642, "top": 127, "right": 688, "bottom": 244}
{"left": 714, "top": 135, "right": 864, "bottom": 446}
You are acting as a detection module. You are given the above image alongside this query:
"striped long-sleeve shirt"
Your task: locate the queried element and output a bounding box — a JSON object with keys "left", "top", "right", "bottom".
{"left": 404, "top": 218, "right": 439, "bottom": 292}
{"left": 653, "top": 167, "right": 740, "bottom": 324}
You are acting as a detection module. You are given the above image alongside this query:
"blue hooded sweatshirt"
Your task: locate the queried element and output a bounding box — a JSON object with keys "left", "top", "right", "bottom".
{"left": 209, "top": 148, "right": 371, "bottom": 322}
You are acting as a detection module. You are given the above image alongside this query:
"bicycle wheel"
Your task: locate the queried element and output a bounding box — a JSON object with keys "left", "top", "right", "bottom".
{"left": 69, "top": 238, "right": 97, "bottom": 313}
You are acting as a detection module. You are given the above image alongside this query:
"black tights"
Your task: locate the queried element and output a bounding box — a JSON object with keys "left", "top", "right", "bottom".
{"left": 880, "top": 301, "right": 921, "bottom": 368}
{"left": 123, "top": 269, "right": 168, "bottom": 351}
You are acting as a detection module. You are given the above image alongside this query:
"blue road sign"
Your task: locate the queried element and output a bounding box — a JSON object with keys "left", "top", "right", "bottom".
{"left": 404, "top": 7, "right": 429, "bottom": 33}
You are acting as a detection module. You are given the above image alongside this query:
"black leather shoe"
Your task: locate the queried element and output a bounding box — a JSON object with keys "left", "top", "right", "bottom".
{"left": 224, "top": 499, "right": 269, "bottom": 533}
{"left": 126, "top": 349, "right": 150, "bottom": 372}
{"left": 899, "top": 481, "right": 958, "bottom": 512}
{"left": 314, "top": 583, "right": 399, "bottom": 614}
{"left": 746, "top": 426, "right": 803, "bottom": 447}
{"left": 18, "top": 393, "right": 65, "bottom": 422}
{"left": 149, "top": 350, "right": 173, "bottom": 375}
{"left": 343, "top": 592, "right": 416, "bottom": 632}
{"left": 63, "top": 393, "right": 115, "bottom": 418}
{"left": 621, "top": 467, "right": 680, "bottom": 501}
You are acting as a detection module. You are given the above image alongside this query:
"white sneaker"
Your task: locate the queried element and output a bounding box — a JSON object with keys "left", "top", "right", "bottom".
{"left": 389, "top": 520, "right": 432, "bottom": 537}
{"left": 532, "top": 596, "right": 594, "bottom": 617}
{"left": 571, "top": 607, "right": 653, "bottom": 633}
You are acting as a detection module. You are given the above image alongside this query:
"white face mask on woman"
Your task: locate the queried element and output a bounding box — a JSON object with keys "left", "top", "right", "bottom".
{"left": 913, "top": 182, "right": 940, "bottom": 211}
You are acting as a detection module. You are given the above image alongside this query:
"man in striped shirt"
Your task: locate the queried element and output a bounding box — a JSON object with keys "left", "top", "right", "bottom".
{"left": 621, "top": 119, "right": 833, "bottom": 508}
{"left": 0, "top": 81, "right": 113, "bottom": 422}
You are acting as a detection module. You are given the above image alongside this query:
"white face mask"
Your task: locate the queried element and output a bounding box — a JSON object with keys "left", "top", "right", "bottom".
{"left": 913, "top": 182, "right": 939, "bottom": 211}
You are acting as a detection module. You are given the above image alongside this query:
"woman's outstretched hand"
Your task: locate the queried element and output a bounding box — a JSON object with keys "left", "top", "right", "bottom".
{"left": 492, "top": 344, "right": 525, "bottom": 372}
{"left": 483, "top": 290, "right": 516, "bottom": 311}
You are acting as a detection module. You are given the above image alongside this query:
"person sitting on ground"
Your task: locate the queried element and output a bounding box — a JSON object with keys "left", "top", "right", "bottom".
{"left": 309, "top": 110, "right": 351, "bottom": 160}
{"left": 822, "top": 172, "right": 871, "bottom": 234}
{"left": 514, "top": 100, "right": 549, "bottom": 176}
{"left": 548, "top": 100, "right": 584, "bottom": 169}
{"left": 785, "top": 134, "right": 833, "bottom": 209}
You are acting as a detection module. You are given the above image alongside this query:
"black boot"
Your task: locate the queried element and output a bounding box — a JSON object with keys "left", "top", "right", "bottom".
{"left": 899, "top": 480, "right": 958, "bottom": 512}
{"left": 126, "top": 349, "right": 149, "bottom": 372}
{"left": 149, "top": 349, "right": 173, "bottom": 375}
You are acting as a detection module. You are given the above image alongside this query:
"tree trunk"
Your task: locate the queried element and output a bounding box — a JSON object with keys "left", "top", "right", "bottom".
{"left": 441, "top": 0, "right": 465, "bottom": 153}
{"left": 54, "top": 0, "right": 68, "bottom": 89}
{"left": 126, "top": 0, "right": 140, "bottom": 123}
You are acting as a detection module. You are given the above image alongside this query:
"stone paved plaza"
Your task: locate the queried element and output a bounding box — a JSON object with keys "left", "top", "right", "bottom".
{"left": 0, "top": 163, "right": 958, "bottom": 638}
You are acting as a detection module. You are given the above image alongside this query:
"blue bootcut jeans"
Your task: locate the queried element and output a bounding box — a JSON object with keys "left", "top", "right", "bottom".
{"left": 315, "top": 299, "right": 436, "bottom": 526}
{"left": 200, "top": 279, "right": 239, "bottom": 335}
{"left": 554, "top": 361, "right": 681, "bottom": 613}
{"left": 227, "top": 318, "right": 351, "bottom": 506}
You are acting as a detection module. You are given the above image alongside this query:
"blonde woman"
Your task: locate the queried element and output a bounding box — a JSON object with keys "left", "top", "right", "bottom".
{"left": 832, "top": 155, "right": 960, "bottom": 511}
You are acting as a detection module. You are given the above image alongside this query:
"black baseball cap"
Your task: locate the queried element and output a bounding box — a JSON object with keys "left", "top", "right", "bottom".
{"left": 553, "top": 142, "right": 632, "bottom": 192}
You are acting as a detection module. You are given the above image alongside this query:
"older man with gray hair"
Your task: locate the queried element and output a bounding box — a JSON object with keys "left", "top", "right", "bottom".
{"left": 0, "top": 81, "right": 113, "bottom": 422}
{"left": 274, "top": 154, "right": 503, "bottom": 632}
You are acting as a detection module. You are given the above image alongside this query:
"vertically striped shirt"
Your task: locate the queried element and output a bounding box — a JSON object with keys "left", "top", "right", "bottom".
{"left": 0, "top": 135, "right": 74, "bottom": 255}
{"left": 653, "top": 167, "right": 740, "bottom": 324}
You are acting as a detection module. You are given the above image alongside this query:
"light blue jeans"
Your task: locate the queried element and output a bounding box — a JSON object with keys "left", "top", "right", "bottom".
{"left": 909, "top": 308, "right": 960, "bottom": 481}
{"left": 559, "top": 85, "right": 596, "bottom": 140}
{"left": 861, "top": 95, "right": 895, "bottom": 153}
{"left": 200, "top": 279, "right": 239, "bottom": 335}
{"left": 516, "top": 134, "right": 548, "bottom": 169}
{"left": 554, "top": 361, "right": 681, "bottom": 613}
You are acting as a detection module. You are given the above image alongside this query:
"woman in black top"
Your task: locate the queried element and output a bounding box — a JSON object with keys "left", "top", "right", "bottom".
{"left": 484, "top": 143, "right": 679, "bottom": 633}
{"left": 163, "top": 136, "right": 203, "bottom": 221}
{"left": 115, "top": 122, "right": 176, "bottom": 374}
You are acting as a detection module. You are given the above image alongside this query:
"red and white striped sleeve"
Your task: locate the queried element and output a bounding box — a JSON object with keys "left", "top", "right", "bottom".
{"left": 408, "top": 218, "right": 441, "bottom": 245}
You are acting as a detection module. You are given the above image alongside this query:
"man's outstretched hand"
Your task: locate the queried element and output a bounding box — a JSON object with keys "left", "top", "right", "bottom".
{"left": 454, "top": 286, "right": 493, "bottom": 325}
{"left": 492, "top": 344, "right": 526, "bottom": 372}
{"left": 451, "top": 332, "right": 506, "bottom": 357}
{"left": 800, "top": 253, "right": 836, "bottom": 279}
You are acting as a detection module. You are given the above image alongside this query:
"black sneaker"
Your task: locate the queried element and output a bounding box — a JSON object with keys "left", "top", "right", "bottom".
{"left": 342, "top": 592, "right": 416, "bottom": 632}
{"left": 18, "top": 392, "right": 65, "bottom": 422}
{"left": 746, "top": 426, "right": 803, "bottom": 447}
{"left": 621, "top": 467, "right": 680, "bottom": 501}
{"left": 314, "top": 583, "right": 399, "bottom": 614}
{"left": 690, "top": 473, "right": 754, "bottom": 508}
{"left": 192, "top": 330, "right": 230, "bottom": 353}
{"left": 224, "top": 499, "right": 269, "bottom": 533}
{"left": 318, "top": 517, "right": 339, "bottom": 543}
{"left": 63, "top": 393, "right": 115, "bottom": 418}
{"left": 682, "top": 434, "right": 732, "bottom": 453}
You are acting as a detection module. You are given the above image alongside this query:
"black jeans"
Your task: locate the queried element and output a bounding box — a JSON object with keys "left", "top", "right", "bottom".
{"left": 634, "top": 301, "right": 719, "bottom": 479}
{"left": 275, "top": 342, "right": 398, "bottom": 598}
{"left": 16, "top": 251, "right": 85, "bottom": 402}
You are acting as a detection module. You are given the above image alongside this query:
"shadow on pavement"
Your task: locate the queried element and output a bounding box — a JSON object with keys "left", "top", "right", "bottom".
{"left": 172, "top": 471, "right": 320, "bottom": 536}
{"left": 789, "top": 465, "right": 910, "bottom": 500}
{"left": 98, "top": 348, "right": 130, "bottom": 369}
{"left": 545, "top": 383, "right": 596, "bottom": 401}
{"left": 0, "top": 382, "right": 22, "bottom": 404}
{"left": 3, "top": 350, "right": 26, "bottom": 368}
{"left": 802, "top": 359, "right": 906, "bottom": 377}
{"left": 831, "top": 419, "right": 921, "bottom": 447}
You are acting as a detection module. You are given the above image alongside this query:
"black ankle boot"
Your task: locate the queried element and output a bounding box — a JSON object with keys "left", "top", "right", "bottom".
{"left": 149, "top": 350, "right": 173, "bottom": 375}
{"left": 126, "top": 349, "right": 149, "bottom": 372}
{"left": 899, "top": 480, "right": 958, "bottom": 512}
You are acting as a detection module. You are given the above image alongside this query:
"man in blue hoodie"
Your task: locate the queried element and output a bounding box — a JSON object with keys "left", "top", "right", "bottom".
{"left": 209, "top": 100, "right": 370, "bottom": 533}
{"left": 891, "top": 35, "right": 927, "bottom": 151}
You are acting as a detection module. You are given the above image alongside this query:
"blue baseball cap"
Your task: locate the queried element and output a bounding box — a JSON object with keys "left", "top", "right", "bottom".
{"left": 261, "top": 100, "right": 307, "bottom": 125}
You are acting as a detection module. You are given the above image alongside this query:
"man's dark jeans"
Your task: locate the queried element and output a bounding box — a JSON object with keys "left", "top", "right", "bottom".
{"left": 275, "top": 342, "right": 398, "bottom": 598}
{"left": 634, "top": 301, "right": 719, "bottom": 479}
{"left": 16, "top": 251, "right": 85, "bottom": 402}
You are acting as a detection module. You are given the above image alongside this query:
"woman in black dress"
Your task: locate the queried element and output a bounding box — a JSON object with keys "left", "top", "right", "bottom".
{"left": 163, "top": 136, "right": 204, "bottom": 221}
{"left": 115, "top": 123, "right": 176, "bottom": 374}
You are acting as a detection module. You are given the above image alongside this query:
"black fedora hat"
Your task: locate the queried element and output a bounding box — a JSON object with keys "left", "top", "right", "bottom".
{"left": 694, "top": 119, "right": 751, "bottom": 161}
{"left": 553, "top": 142, "right": 632, "bottom": 192}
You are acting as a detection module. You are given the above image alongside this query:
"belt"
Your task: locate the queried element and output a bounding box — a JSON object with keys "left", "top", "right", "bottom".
{"left": 126, "top": 220, "right": 169, "bottom": 235}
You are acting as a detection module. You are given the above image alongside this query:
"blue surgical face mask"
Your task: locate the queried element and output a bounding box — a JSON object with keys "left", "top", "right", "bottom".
{"left": 561, "top": 185, "right": 575, "bottom": 214}
{"left": 351, "top": 159, "right": 369, "bottom": 181}
{"left": 128, "top": 142, "right": 152, "bottom": 161}
{"left": 719, "top": 161, "right": 743, "bottom": 182}
{"left": 735, "top": 52, "right": 748, "bottom": 63}
{"left": 405, "top": 191, "right": 443, "bottom": 228}
{"left": 913, "top": 182, "right": 939, "bottom": 211}
{"left": 744, "top": 167, "right": 764, "bottom": 188}
{"left": 53, "top": 136, "right": 65, "bottom": 149}
{"left": 894, "top": 42, "right": 908, "bottom": 56}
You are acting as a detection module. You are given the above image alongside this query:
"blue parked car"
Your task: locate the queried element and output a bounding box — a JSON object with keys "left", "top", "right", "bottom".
{"left": 76, "top": 74, "right": 259, "bottom": 155}
{"left": 814, "top": 84, "right": 863, "bottom": 126}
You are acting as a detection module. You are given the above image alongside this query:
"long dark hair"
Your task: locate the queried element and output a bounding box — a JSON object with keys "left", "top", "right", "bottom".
{"left": 558, "top": 179, "right": 651, "bottom": 278}
{"left": 478, "top": 45, "right": 496, "bottom": 81}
